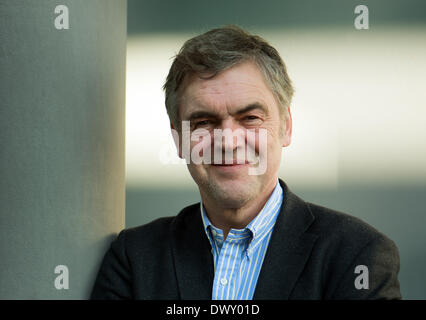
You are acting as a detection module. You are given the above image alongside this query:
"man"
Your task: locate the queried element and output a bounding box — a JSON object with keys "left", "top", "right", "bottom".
{"left": 91, "top": 25, "right": 401, "bottom": 300}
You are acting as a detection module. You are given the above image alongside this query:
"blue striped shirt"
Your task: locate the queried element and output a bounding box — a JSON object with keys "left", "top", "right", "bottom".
{"left": 200, "top": 180, "right": 283, "bottom": 300}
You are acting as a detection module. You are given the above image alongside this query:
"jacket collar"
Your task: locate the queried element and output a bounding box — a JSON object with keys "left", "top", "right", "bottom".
{"left": 170, "top": 179, "right": 318, "bottom": 300}
{"left": 170, "top": 202, "right": 214, "bottom": 299}
{"left": 253, "top": 179, "right": 318, "bottom": 299}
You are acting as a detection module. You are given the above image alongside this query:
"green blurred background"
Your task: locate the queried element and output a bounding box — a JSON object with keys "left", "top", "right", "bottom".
{"left": 125, "top": 0, "right": 426, "bottom": 299}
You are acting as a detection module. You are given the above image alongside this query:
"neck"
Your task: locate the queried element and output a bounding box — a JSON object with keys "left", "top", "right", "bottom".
{"left": 201, "top": 179, "right": 278, "bottom": 239}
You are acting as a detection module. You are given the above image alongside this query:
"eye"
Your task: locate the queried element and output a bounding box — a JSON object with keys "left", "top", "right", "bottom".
{"left": 243, "top": 115, "right": 262, "bottom": 124}
{"left": 193, "top": 119, "right": 213, "bottom": 129}
{"left": 241, "top": 115, "right": 262, "bottom": 127}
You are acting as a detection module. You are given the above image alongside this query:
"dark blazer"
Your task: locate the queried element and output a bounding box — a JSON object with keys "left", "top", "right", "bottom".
{"left": 90, "top": 179, "right": 401, "bottom": 300}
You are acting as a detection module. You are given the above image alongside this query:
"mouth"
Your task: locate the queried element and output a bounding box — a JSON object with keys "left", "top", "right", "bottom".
{"left": 210, "top": 160, "right": 253, "bottom": 171}
{"left": 211, "top": 160, "right": 251, "bottom": 166}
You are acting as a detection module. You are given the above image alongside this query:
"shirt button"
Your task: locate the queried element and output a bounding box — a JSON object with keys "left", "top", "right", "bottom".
{"left": 220, "top": 278, "right": 228, "bottom": 286}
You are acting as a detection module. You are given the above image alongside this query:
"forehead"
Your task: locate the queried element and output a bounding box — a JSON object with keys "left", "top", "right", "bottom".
{"left": 179, "top": 61, "right": 278, "bottom": 118}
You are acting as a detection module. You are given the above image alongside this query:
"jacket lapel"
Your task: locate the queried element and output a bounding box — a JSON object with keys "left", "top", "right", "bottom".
{"left": 170, "top": 179, "right": 318, "bottom": 300}
{"left": 170, "top": 204, "right": 214, "bottom": 299}
{"left": 253, "top": 179, "right": 318, "bottom": 299}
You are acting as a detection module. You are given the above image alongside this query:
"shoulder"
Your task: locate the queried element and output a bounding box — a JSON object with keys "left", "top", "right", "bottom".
{"left": 114, "top": 202, "right": 201, "bottom": 252}
{"left": 302, "top": 201, "right": 400, "bottom": 283}
{"left": 306, "top": 201, "right": 396, "bottom": 248}
{"left": 303, "top": 202, "right": 401, "bottom": 299}
{"left": 280, "top": 179, "right": 396, "bottom": 250}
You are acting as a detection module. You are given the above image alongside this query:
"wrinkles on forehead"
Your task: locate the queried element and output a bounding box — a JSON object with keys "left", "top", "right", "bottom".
{"left": 178, "top": 62, "right": 278, "bottom": 123}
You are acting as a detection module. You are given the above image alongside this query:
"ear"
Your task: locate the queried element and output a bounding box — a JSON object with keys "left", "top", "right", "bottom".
{"left": 171, "top": 122, "right": 183, "bottom": 159}
{"left": 281, "top": 107, "right": 292, "bottom": 147}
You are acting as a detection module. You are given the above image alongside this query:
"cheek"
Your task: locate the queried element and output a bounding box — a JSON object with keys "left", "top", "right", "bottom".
{"left": 263, "top": 131, "right": 283, "bottom": 167}
{"left": 245, "top": 129, "right": 258, "bottom": 154}
{"left": 188, "top": 131, "right": 213, "bottom": 162}
{"left": 248, "top": 127, "right": 279, "bottom": 155}
{"left": 187, "top": 162, "right": 207, "bottom": 183}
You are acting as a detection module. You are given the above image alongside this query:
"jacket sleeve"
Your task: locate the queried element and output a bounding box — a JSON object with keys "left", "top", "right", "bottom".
{"left": 330, "top": 234, "right": 402, "bottom": 300}
{"left": 90, "top": 230, "right": 133, "bottom": 300}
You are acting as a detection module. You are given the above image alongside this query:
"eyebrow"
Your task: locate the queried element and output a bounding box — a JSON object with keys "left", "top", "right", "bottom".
{"left": 235, "top": 103, "right": 268, "bottom": 116}
{"left": 185, "top": 102, "right": 268, "bottom": 122}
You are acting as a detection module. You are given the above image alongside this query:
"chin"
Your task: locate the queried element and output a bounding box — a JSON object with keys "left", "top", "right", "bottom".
{"left": 204, "top": 179, "right": 257, "bottom": 208}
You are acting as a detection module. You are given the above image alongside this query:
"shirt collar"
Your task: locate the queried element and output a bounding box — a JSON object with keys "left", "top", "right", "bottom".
{"left": 200, "top": 179, "right": 283, "bottom": 248}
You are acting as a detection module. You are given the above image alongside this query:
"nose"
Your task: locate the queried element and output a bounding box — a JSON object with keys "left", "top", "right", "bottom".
{"left": 216, "top": 118, "right": 245, "bottom": 149}
{"left": 213, "top": 118, "right": 247, "bottom": 164}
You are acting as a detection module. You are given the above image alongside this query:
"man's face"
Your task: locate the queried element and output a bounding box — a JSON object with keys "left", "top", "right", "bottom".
{"left": 176, "top": 61, "right": 292, "bottom": 208}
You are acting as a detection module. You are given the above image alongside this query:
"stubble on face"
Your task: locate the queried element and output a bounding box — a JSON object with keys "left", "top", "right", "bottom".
{"left": 195, "top": 164, "right": 262, "bottom": 209}
{"left": 178, "top": 61, "right": 290, "bottom": 214}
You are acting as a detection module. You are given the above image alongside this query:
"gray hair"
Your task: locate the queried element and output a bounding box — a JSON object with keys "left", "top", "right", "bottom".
{"left": 163, "top": 25, "right": 294, "bottom": 128}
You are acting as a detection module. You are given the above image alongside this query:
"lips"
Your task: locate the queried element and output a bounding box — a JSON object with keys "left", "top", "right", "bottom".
{"left": 211, "top": 160, "right": 251, "bottom": 166}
